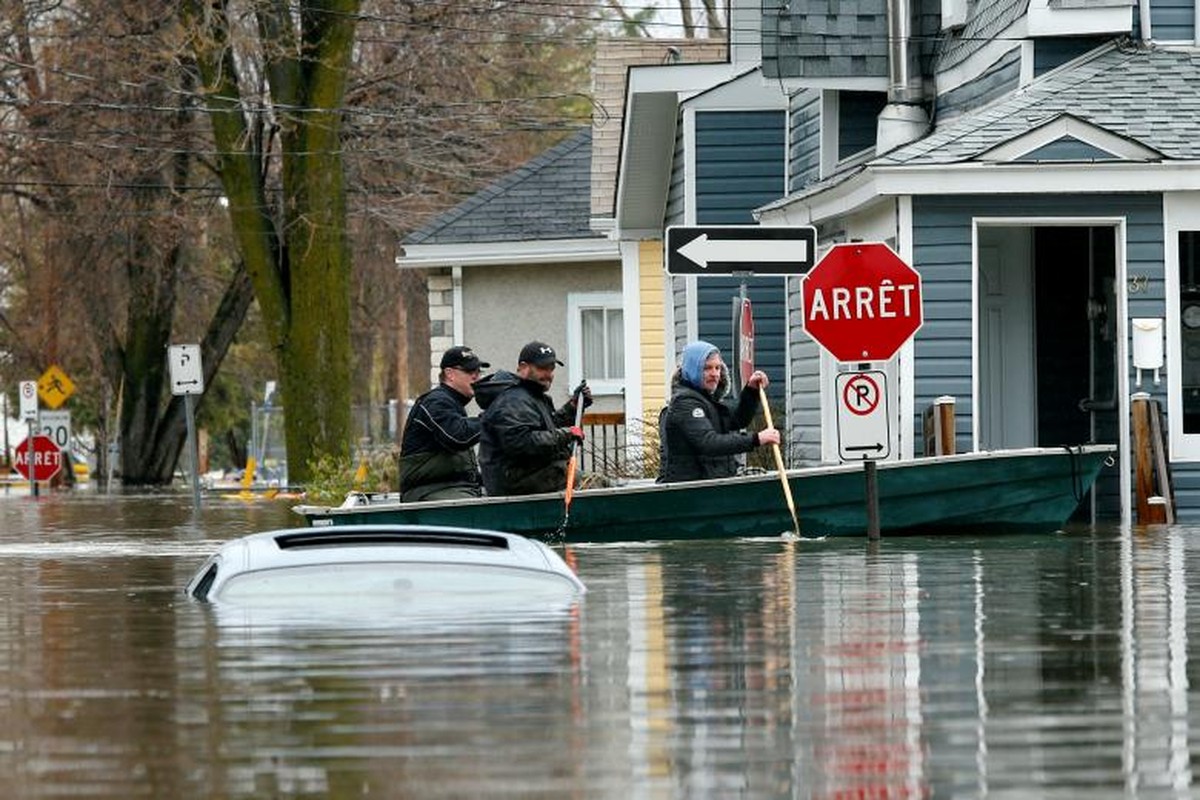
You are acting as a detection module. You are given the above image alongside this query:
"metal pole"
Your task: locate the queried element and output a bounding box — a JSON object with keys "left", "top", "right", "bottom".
{"left": 865, "top": 460, "right": 880, "bottom": 539}
{"left": 27, "top": 418, "right": 36, "bottom": 497}
{"left": 185, "top": 393, "right": 201, "bottom": 510}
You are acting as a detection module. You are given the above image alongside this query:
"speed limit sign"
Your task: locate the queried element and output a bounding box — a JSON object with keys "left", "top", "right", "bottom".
{"left": 39, "top": 410, "right": 72, "bottom": 451}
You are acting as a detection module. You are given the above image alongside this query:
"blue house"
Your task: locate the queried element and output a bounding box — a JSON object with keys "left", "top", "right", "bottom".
{"left": 614, "top": 1, "right": 1200, "bottom": 523}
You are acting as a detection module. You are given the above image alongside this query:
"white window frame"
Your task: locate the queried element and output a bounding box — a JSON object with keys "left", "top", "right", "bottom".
{"left": 567, "top": 292, "right": 624, "bottom": 396}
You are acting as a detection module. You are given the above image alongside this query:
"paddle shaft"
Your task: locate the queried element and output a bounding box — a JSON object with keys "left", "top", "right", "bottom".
{"left": 563, "top": 384, "right": 587, "bottom": 517}
{"left": 759, "top": 386, "right": 801, "bottom": 536}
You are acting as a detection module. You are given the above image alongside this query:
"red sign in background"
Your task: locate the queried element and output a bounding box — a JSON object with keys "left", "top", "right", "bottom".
{"left": 13, "top": 434, "right": 63, "bottom": 482}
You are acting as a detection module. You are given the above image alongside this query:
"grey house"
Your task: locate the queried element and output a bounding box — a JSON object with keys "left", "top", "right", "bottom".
{"left": 398, "top": 128, "right": 623, "bottom": 411}
{"left": 614, "top": 0, "right": 1200, "bottom": 523}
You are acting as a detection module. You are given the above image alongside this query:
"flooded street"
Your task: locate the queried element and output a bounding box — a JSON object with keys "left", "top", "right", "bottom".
{"left": 0, "top": 490, "right": 1197, "bottom": 798}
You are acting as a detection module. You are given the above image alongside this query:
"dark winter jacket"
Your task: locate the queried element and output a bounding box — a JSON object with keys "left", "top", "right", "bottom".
{"left": 476, "top": 370, "right": 577, "bottom": 496}
{"left": 658, "top": 362, "right": 761, "bottom": 483}
{"left": 398, "top": 382, "right": 482, "bottom": 501}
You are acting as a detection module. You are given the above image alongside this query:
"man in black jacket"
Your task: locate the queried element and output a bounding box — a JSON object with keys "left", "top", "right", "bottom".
{"left": 659, "top": 339, "right": 779, "bottom": 483}
{"left": 398, "top": 345, "right": 490, "bottom": 502}
{"left": 477, "top": 341, "right": 588, "bottom": 496}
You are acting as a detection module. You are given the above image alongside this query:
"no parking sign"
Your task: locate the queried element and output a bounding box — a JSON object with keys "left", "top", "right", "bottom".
{"left": 835, "top": 370, "right": 891, "bottom": 461}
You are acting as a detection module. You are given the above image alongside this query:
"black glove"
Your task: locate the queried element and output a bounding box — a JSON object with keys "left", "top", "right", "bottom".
{"left": 572, "top": 381, "right": 594, "bottom": 409}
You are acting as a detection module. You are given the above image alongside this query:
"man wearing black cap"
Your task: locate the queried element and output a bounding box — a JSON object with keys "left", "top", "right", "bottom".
{"left": 398, "top": 345, "right": 491, "bottom": 502}
{"left": 475, "top": 341, "right": 591, "bottom": 496}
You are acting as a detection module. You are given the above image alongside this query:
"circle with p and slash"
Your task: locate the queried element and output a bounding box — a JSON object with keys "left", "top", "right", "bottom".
{"left": 841, "top": 374, "right": 881, "bottom": 416}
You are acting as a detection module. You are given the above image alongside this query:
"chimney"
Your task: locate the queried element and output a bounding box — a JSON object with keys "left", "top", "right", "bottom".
{"left": 876, "top": 0, "right": 929, "bottom": 154}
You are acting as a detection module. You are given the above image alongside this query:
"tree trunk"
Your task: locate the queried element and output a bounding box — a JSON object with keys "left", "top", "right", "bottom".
{"left": 185, "top": 0, "right": 359, "bottom": 484}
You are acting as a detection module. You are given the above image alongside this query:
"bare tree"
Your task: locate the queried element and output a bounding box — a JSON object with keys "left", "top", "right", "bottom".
{"left": 0, "top": 0, "right": 254, "bottom": 484}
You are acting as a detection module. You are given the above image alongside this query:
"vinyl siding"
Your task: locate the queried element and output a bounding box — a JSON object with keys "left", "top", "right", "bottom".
{"left": 694, "top": 110, "right": 789, "bottom": 395}
{"left": 788, "top": 89, "right": 822, "bottom": 193}
{"left": 1151, "top": 0, "right": 1196, "bottom": 42}
{"left": 937, "top": 48, "right": 1021, "bottom": 123}
{"left": 638, "top": 239, "right": 668, "bottom": 420}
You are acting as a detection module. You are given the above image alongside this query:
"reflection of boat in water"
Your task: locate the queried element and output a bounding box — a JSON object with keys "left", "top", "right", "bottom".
{"left": 293, "top": 446, "right": 1115, "bottom": 541}
{"left": 184, "top": 525, "right": 586, "bottom": 618}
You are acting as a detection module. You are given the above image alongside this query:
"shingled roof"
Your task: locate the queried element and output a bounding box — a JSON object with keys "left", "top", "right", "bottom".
{"left": 881, "top": 43, "right": 1200, "bottom": 166}
{"left": 764, "top": 42, "right": 1200, "bottom": 211}
{"left": 405, "top": 128, "right": 598, "bottom": 246}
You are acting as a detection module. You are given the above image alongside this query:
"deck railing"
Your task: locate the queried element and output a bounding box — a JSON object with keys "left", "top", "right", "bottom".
{"left": 580, "top": 412, "right": 628, "bottom": 476}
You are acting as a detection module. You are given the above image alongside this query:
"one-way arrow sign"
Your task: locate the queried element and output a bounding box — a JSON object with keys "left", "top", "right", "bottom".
{"left": 666, "top": 225, "right": 817, "bottom": 275}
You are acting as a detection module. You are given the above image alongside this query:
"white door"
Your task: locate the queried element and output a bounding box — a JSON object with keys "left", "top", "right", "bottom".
{"left": 978, "top": 227, "right": 1036, "bottom": 449}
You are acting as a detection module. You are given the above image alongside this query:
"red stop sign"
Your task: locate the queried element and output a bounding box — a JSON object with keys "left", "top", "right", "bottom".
{"left": 801, "top": 242, "right": 923, "bottom": 362}
{"left": 14, "top": 434, "right": 63, "bottom": 482}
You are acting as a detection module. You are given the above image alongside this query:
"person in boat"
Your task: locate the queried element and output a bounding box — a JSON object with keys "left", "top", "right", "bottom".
{"left": 658, "top": 340, "right": 780, "bottom": 483}
{"left": 398, "top": 345, "right": 491, "bottom": 502}
{"left": 476, "top": 340, "right": 591, "bottom": 496}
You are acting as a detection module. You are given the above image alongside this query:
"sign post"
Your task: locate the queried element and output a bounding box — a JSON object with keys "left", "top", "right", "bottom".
{"left": 168, "top": 344, "right": 204, "bottom": 510}
{"left": 802, "top": 244, "right": 924, "bottom": 538}
{"left": 19, "top": 380, "right": 38, "bottom": 495}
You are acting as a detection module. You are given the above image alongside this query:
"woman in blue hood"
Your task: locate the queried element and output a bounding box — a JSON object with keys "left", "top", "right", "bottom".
{"left": 658, "top": 340, "right": 780, "bottom": 482}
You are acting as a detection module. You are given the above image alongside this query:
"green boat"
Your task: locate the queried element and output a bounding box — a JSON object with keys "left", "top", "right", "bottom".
{"left": 292, "top": 445, "right": 1115, "bottom": 542}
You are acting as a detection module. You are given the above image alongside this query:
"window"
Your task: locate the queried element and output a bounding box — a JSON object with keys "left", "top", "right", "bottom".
{"left": 1178, "top": 231, "right": 1200, "bottom": 433}
{"left": 568, "top": 292, "right": 624, "bottom": 395}
{"left": 1165, "top": 192, "right": 1200, "bottom": 459}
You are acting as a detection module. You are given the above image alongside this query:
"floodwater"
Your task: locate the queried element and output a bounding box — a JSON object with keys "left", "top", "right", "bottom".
{"left": 0, "top": 491, "right": 1197, "bottom": 799}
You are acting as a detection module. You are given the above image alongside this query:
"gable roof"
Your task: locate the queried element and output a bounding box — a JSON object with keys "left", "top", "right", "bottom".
{"left": 405, "top": 128, "right": 599, "bottom": 246}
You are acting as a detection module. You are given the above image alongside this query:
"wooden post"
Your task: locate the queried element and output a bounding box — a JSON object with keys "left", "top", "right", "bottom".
{"left": 1131, "top": 393, "right": 1164, "bottom": 524}
{"left": 1147, "top": 398, "right": 1175, "bottom": 523}
{"left": 923, "top": 396, "right": 956, "bottom": 456}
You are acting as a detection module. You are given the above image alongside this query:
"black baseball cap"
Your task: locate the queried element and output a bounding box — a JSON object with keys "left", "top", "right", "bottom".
{"left": 440, "top": 346, "right": 489, "bottom": 371}
{"left": 518, "top": 341, "right": 564, "bottom": 367}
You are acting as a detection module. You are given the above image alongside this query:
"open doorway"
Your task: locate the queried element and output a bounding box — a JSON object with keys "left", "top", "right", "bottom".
{"left": 977, "top": 224, "right": 1120, "bottom": 519}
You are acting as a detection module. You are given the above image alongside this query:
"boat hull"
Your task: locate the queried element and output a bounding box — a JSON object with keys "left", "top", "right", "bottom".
{"left": 293, "top": 446, "right": 1114, "bottom": 542}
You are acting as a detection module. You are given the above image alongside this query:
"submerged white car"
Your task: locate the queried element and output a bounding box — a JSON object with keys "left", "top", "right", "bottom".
{"left": 185, "top": 525, "right": 586, "bottom": 609}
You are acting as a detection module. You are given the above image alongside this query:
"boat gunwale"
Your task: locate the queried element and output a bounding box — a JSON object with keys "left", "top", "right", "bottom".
{"left": 292, "top": 445, "right": 1116, "bottom": 517}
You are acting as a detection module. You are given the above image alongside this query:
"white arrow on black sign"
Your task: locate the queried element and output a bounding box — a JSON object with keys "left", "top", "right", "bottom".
{"left": 677, "top": 234, "right": 810, "bottom": 271}
{"left": 665, "top": 225, "right": 817, "bottom": 276}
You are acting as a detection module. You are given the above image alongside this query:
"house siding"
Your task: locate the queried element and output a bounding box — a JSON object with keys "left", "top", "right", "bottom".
{"left": 694, "top": 110, "right": 789, "bottom": 394}
{"left": 762, "top": 0, "right": 889, "bottom": 81}
{"left": 787, "top": 275, "right": 823, "bottom": 465}
{"left": 936, "top": 48, "right": 1022, "bottom": 123}
{"left": 665, "top": 120, "right": 687, "bottom": 228}
{"left": 1151, "top": 0, "right": 1195, "bottom": 42}
{"left": 788, "top": 89, "right": 822, "bottom": 194}
{"left": 638, "top": 239, "right": 668, "bottom": 422}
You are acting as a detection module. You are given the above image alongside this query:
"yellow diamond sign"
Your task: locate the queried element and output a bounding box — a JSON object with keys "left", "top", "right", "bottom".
{"left": 37, "top": 364, "right": 75, "bottom": 409}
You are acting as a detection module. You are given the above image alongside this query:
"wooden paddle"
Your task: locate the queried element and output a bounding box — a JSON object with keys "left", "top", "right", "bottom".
{"left": 562, "top": 381, "right": 588, "bottom": 527}
{"left": 759, "top": 385, "right": 801, "bottom": 537}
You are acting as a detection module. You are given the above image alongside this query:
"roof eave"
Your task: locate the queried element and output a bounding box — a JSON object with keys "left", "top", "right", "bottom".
{"left": 396, "top": 237, "right": 619, "bottom": 269}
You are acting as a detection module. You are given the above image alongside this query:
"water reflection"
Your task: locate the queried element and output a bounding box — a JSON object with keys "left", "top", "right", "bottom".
{"left": 1, "top": 493, "right": 1200, "bottom": 797}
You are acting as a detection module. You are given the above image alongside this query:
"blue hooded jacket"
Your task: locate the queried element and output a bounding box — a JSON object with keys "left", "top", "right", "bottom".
{"left": 659, "top": 340, "right": 761, "bottom": 482}
{"left": 680, "top": 340, "right": 719, "bottom": 390}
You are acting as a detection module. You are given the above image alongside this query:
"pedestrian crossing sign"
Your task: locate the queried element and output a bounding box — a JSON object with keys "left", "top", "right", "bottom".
{"left": 38, "top": 364, "right": 75, "bottom": 409}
